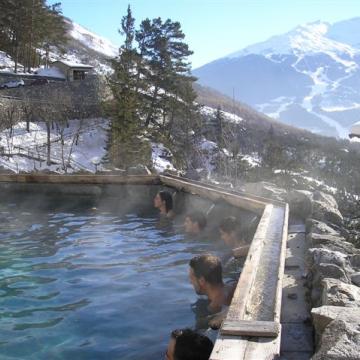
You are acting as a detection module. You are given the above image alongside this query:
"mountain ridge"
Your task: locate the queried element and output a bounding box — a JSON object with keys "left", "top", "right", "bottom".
{"left": 193, "top": 17, "right": 360, "bottom": 138}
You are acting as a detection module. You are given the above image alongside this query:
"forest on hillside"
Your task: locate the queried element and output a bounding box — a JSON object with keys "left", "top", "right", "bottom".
{"left": 0, "top": 0, "right": 68, "bottom": 72}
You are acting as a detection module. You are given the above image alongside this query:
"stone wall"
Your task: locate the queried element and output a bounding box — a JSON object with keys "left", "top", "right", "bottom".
{"left": 0, "top": 76, "right": 104, "bottom": 119}
{"left": 242, "top": 181, "right": 360, "bottom": 359}
{"left": 305, "top": 204, "right": 360, "bottom": 359}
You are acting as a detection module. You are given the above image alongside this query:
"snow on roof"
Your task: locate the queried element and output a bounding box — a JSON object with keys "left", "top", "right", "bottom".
{"left": 350, "top": 121, "right": 360, "bottom": 137}
{"left": 52, "top": 60, "right": 93, "bottom": 69}
{"left": 36, "top": 67, "right": 66, "bottom": 79}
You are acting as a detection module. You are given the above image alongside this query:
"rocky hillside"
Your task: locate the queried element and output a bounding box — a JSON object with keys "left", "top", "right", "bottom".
{"left": 193, "top": 18, "right": 360, "bottom": 138}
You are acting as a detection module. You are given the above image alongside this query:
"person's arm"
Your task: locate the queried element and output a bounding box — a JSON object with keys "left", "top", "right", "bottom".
{"left": 232, "top": 244, "right": 250, "bottom": 258}
{"left": 208, "top": 308, "right": 228, "bottom": 330}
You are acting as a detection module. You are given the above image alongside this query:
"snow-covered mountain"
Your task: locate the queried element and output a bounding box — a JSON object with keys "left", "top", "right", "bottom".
{"left": 193, "top": 18, "right": 360, "bottom": 138}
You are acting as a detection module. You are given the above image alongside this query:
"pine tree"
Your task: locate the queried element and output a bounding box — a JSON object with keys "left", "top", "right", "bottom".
{"left": 0, "top": 0, "right": 68, "bottom": 71}
{"left": 109, "top": 7, "right": 199, "bottom": 169}
{"left": 38, "top": 3, "right": 69, "bottom": 67}
{"left": 108, "top": 5, "right": 150, "bottom": 168}
{"left": 209, "top": 106, "right": 224, "bottom": 147}
{"left": 135, "top": 17, "right": 194, "bottom": 127}
{"left": 261, "top": 125, "right": 288, "bottom": 172}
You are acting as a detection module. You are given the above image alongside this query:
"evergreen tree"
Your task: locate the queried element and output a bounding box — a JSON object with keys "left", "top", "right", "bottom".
{"left": 37, "top": 2, "right": 69, "bottom": 67}
{"left": 0, "top": 0, "right": 68, "bottom": 71}
{"left": 209, "top": 106, "right": 224, "bottom": 147}
{"left": 261, "top": 125, "right": 288, "bottom": 172}
{"left": 135, "top": 17, "right": 194, "bottom": 127}
{"left": 109, "top": 7, "right": 199, "bottom": 169}
{"left": 108, "top": 5, "right": 150, "bottom": 168}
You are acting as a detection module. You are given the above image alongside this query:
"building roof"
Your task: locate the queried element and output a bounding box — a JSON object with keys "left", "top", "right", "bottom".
{"left": 51, "top": 60, "right": 94, "bottom": 69}
{"left": 350, "top": 121, "right": 360, "bottom": 138}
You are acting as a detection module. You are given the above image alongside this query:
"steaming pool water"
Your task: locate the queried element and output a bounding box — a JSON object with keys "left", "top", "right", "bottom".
{"left": 0, "top": 194, "right": 221, "bottom": 360}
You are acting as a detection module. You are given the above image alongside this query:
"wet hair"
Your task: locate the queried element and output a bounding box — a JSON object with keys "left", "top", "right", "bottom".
{"left": 158, "top": 191, "right": 173, "bottom": 212}
{"left": 219, "top": 216, "right": 237, "bottom": 233}
{"left": 186, "top": 211, "right": 207, "bottom": 230}
{"left": 189, "top": 254, "right": 223, "bottom": 285}
{"left": 171, "top": 328, "right": 213, "bottom": 360}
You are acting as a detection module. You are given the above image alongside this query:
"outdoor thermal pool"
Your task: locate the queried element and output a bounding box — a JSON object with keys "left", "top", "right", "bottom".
{"left": 0, "top": 190, "right": 229, "bottom": 360}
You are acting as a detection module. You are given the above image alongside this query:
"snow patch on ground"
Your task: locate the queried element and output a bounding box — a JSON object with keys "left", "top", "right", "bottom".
{"left": 302, "top": 175, "right": 337, "bottom": 194}
{"left": 257, "top": 96, "right": 295, "bottom": 119}
{"left": 36, "top": 67, "right": 66, "bottom": 79}
{"left": 201, "top": 106, "right": 243, "bottom": 123}
{"left": 200, "top": 139, "right": 218, "bottom": 152}
{"left": 0, "top": 118, "right": 109, "bottom": 173}
{"left": 0, "top": 51, "right": 15, "bottom": 71}
{"left": 242, "top": 154, "right": 261, "bottom": 168}
{"left": 198, "top": 137, "right": 218, "bottom": 175}
{"left": 151, "top": 143, "right": 175, "bottom": 173}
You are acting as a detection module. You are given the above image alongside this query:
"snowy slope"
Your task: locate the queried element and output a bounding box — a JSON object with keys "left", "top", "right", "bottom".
{"left": 0, "top": 51, "right": 15, "bottom": 70}
{"left": 0, "top": 118, "right": 110, "bottom": 173}
{"left": 68, "top": 21, "right": 118, "bottom": 58}
{"left": 194, "top": 18, "right": 360, "bottom": 138}
{"left": 0, "top": 18, "right": 119, "bottom": 73}
{"left": 49, "top": 19, "right": 119, "bottom": 74}
{"left": 229, "top": 21, "right": 357, "bottom": 63}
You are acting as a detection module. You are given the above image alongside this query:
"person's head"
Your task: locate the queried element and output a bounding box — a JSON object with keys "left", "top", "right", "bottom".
{"left": 154, "top": 191, "right": 173, "bottom": 213}
{"left": 219, "top": 216, "right": 238, "bottom": 246}
{"left": 189, "top": 254, "right": 223, "bottom": 295}
{"left": 165, "top": 328, "right": 213, "bottom": 360}
{"left": 184, "top": 211, "right": 207, "bottom": 234}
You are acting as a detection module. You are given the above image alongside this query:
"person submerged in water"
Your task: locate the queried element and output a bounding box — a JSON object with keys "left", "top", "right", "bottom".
{"left": 219, "top": 216, "right": 249, "bottom": 258}
{"left": 184, "top": 211, "right": 207, "bottom": 236}
{"left": 189, "top": 254, "right": 235, "bottom": 314}
{"left": 153, "top": 190, "right": 175, "bottom": 219}
{"left": 165, "top": 328, "right": 213, "bottom": 360}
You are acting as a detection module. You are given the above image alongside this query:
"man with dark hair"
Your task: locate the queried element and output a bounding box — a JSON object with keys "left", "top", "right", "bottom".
{"left": 165, "top": 328, "right": 213, "bottom": 360}
{"left": 184, "top": 211, "right": 207, "bottom": 235}
{"left": 219, "top": 216, "right": 249, "bottom": 258}
{"left": 189, "top": 254, "right": 234, "bottom": 313}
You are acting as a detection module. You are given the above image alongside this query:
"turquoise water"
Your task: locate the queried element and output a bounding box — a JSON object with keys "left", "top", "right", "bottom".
{"left": 0, "top": 197, "right": 218, "bottom": 360}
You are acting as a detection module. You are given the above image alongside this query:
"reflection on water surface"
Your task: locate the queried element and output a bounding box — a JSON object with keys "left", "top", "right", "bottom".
{"left": 0, "top": 197, "right": 219, "bottom": 360}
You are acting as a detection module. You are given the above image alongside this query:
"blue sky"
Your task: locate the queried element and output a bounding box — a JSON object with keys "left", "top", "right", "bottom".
{"left": 50, "top": 0, "right": 360, "bottom": 68}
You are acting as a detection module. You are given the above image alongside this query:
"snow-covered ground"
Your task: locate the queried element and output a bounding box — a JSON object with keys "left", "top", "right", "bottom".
{"left": 151, "top": 143, "right": 175, "bottom": 172}
{"left": 0, "top": 17, "right": 118, "bottom": 75}
{"left": 36, "top": 67, "right": 65, "bottom": 79}
{"left": 0, "top": 118, "right": 181, "bottom": 174}
{"left": 201, "top": 106, "right": 243, "bottom": 123}
{"left": 0, "top": 51, "right": 16, "bottom": 72}
{"left": 70, "top": 21, "right": 118, "bottom": 58}
{"left": 0, "top": 118, "right": 109, "bottom": 173}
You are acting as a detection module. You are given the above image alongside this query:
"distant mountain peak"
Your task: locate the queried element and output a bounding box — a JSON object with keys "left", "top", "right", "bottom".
{"left": 193, "top": 17, "right": 360, "bottom": 138}
{"left": 226, "top": 19, "right": 357, "bottom": 60}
